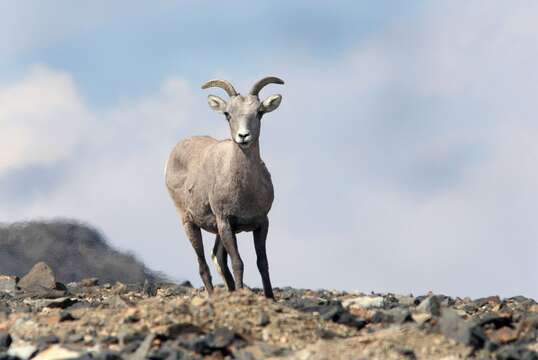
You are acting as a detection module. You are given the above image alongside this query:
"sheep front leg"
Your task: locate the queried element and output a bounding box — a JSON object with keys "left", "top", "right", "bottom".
{"left": 216, "top": 218, "right": 244, "bottom": 290}
{"left": 183, "top": 221, "right": 214, "bottom": 295}
{"left": 254, "top": 218, "right": 274, "bottom": 299}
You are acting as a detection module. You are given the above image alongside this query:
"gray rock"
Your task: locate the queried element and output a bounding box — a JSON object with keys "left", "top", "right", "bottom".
{"left": 439, "top": 309, "right": 486, "bottom": 349}
{"left": 0, "top": 276, "right": 18, "bottom": 293}
{"left": 79, "top": 278, "right": 99, "bottom": 287}
{"left": 205, "top": 327, "right": 236, "bottom": 349}
{"left": 105, "top": 295, "right": 133, "bottom": 308}
{"left": 342, "top": 296, "right": 384, "bottom": 309}
{"left": 256, "top": 312, "right": 270, "bottom": 326}
{"left": 7, "top": 345, "right": 38, "bottom": 360}
{"left": 372, "top": 307, "right": 412, "bottom": 324}
{"left": 0, "top": 354, "right": 20, "bottom": 360}
{"left": 0, "top": 332, "right": 12, "bottom": 352}
{"left": 495, "top": 345, "right": 538, "bottom": 360}
{"left": 18, "top": 262, "right": 56, "bottom": 290}
{"left": 19, "top": 287, "right": 66, "bottom": 299}
{"left": 130, "top": 334, "right": 155, "bottom": 360}
{"left": 24, "top": 297, "right": 78, "bottom": 310}
{"left": 163, "top": 323, "right": 203, "bottom": 339}
{"left": 37, "top": 335, "right": 60, "bottom": 351}
{"left": 395, "top": 295, "right": 416, "bottom": 307}
{"left": 142, "top": 280, "right": 157, "bottom": 297}
{"left": 416, "top": 295, "right": 441, "bottom": 316}
{"left": 32, "top": 345, "right": 81, "bottom": 360}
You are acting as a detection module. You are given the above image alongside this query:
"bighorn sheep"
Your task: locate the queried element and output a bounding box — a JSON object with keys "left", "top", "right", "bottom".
{"left": 165, "top": 76, "right": 284, "bottom": 299}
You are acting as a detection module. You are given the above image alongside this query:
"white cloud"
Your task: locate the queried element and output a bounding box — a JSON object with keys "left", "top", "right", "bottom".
{"left": 247, "top": 1, "right": 538, "bottom": 298}
{"left": 0, "top": 65, "right": 91, "bottom": 175}
{"left": 0, "top": 65, "right": 209, "bottom": 282}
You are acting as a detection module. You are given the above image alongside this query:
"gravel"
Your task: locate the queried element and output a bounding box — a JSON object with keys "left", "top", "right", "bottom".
{"left": 0, "top": 264, "right": 536, "bottom": 359}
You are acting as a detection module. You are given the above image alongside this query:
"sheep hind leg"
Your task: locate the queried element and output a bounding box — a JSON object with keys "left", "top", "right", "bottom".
{"left": 211, "top": 235, "right": 236, "bottom": 292}
{"left": 216, "top": 218, "right": 244, "bottom": 290}
{"left": 254, "top": 218, "right": 274, "bottom": 299}
{"left": 183, "top": 221, "right": 214, "bottom": 295}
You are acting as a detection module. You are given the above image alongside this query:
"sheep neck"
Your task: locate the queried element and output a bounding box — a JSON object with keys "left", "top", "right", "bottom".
{"left": 230, "top": 139, "right": 262, "bottom": 171}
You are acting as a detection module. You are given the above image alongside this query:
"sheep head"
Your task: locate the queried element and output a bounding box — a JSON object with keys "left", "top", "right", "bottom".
{"left": 202, "top": 77, "right": 284, "bottom": 148}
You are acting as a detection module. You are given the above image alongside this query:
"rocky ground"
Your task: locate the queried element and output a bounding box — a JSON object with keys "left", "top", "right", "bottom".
{"left": 0, "top": 263, "right": 536, "bottom": 359}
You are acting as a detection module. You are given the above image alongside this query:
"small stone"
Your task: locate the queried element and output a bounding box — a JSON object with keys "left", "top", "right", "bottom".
{"left": 371, "top": 308, "right": 412, "bottom": 324}
{"left": 65, "top": 334, "right": 84, "bottom": 343}
{"left": 119, "top": 331, "right": 146, "bottom": 346}
{"left": 0, "top": 276, "right": 18, "bottom": 293}
{"left": 190, "top": 296, "right": 206, "bottom": 307}
{"left": 25, "top": 297, "right": 78, "bottom": 311}
{"left": 179, "top": 280, "right": 193, "bottom": 288}
{"left": 0, "top": 332, "right": 12, "bottom": 352}
{"left": 148, "top": 347, "right": 189, "bottom": 360}
{"left": 395, "top": 295, "right": 417, "bottom": 307}
{"left": 37, "top": 334, "right": 60, "bottom": 349}
{"left": 496, "top": 344, "right": 538, "bottom": 360}
{"left": 130, "top": 334, "right": 155, "bottom": 360}
{"left": 411, "top": 312, "right": 432, "bottom": 324}
{"left": 21, "top": 287, "right": 67, "bottom": 299}
{"left": 18, "top": 262, "right": 57, "bottom": 290}
{"left": 0, "top": 354, "right": 19, "bottom": 360}
{"left": 100, "top": 336, "right": 119, "bottom": 345}
{"left": 342, "top": 296, "right": 384, "bottom": 309}
{"left": 164, "top": 323, "right": 203, "bottom": 339}
{"left": 111, "top": 282, "right": 127, "bottom": 295}
{"left": 234, "top": 350, "right": 258, "bottom": 360}
{"left": 59, "top": 311, "right": 76, "bottom": 322}
{"left": 473, "top": 295, "right": 501, "bottom": 308}
{"left": 82, "top": 351, "right": 122, "bottom": 360}
{"left": 398, "top": 347, "right": 417, "bottom": 360}
{"left": 142, "top": 280, "right": 157, "bottom": 297}
{"left": 79, "top": 278, "right": 99, "bottom": 287}
{"left": 476, "top": 312, "right": 512, "bottom": 328}
{"left": 7, "top": 344, "right": 38, "bottom": 360}
{"left": 32, "top": 345, "right": 80, "bottom": 360}
{"left": 205, "top": 327, "right": 236, "bottom": 349}
{"left": 106, "top": 295, "right": 133, "bottom": 308}
{"left": 45, "top": 297, "right": 78, "bottom": 309}
{"left": 256, "top": 312, "right": 270, "bottom": 326}
{"left": 487, "top": 326, "right": 518, "bottom": 344}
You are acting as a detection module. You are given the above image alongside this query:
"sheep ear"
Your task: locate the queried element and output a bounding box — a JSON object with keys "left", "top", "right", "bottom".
{"left": 207, "top": 95, "right": 227, "bottom": 113}
{"left": 261, "top": 94, "right": 282, "bottom": 113}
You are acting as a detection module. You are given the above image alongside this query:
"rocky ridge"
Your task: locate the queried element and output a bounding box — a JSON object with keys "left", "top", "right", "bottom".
{"left": 0, "top": 263, "right": 536, "bottom": 359}
{"left": 0, "top": 221, "right": 163, "bottom": 284}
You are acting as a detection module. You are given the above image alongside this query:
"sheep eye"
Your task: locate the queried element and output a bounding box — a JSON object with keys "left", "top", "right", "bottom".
{"left": 223, "top": 112, "right": 230, "bottom": 121}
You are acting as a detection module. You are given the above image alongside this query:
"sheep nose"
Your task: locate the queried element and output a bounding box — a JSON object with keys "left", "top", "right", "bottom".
{"left": 238, "top": 132, "right": 250, "bottom": 139}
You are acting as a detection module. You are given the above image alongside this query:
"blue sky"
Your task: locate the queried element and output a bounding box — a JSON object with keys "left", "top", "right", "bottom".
{"left": 1, "top": 1, "right": 422, "bottom": 107}
{"left": 1, "top": 1, "right": 537, "bottom": 299}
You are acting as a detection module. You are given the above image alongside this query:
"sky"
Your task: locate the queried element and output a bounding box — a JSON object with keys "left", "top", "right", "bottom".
{"left": 0, "top": 1, "right": 537, "bottom": 299}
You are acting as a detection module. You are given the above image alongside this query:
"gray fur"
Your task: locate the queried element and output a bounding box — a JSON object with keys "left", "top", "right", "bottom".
{"left": 165, "top": 76, "right": 284, "bottom": 298}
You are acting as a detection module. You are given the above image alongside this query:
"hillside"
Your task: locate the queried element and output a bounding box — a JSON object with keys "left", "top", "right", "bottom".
{"left": 0, "top": 220, "right": 163, "bottom": 284}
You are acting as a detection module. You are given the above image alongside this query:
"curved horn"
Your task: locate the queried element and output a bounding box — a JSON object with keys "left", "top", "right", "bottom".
{"left": 250, "top": 76, "right": 285, "bottom": 96}
{"left": 201, "top": 79, "right": 238, "bottom": 97}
